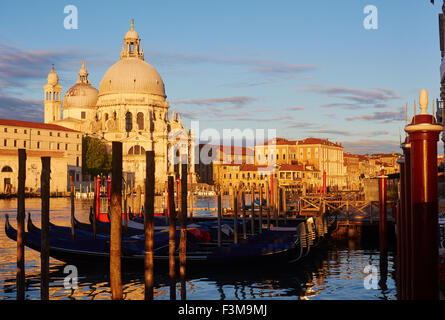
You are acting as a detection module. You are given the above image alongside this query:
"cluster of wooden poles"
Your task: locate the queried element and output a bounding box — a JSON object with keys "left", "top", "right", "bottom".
{"left": 14, "top": 142, "right": 188, "bottom": 300}
{"left": 108, "top": 142, "right": 190, "bottom": 300}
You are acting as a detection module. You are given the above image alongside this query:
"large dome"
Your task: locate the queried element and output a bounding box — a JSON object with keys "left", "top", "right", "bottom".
{"left": 99, "top": 58, "right": 166, "bottom": 98}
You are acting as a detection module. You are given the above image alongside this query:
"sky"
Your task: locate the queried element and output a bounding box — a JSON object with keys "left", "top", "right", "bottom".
{"left": 0, "top": 0, "right": 443, "bottom": 154}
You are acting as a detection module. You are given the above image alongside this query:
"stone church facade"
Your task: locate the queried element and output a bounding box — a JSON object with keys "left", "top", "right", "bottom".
{"left": 45, "top": 20, "right": 196, "bottom": 193}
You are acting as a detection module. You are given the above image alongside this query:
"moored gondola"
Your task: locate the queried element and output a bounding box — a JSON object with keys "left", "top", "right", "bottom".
{"left": 5, "top": 213, "right": 327, "bottom": 267}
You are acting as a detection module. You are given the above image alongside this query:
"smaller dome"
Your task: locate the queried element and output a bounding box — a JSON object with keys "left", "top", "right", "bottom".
{"left": 63, "top": 83, "right": 98, "bottom": 109}
{"left": 64, "top": 61, "right": 98, "bottom": 109}
{"left": 47, "top": 66, "right": 59, "bottom": 86}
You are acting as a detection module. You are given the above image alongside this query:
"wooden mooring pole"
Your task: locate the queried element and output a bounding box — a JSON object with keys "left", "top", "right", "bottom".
{"left": 70, "top": 175, "right": 75, "bottom": 241}
{"left": 180, "top": 160, "right": 187, "bottom": 300}
{"left": 242, "top": 191, "right": 247, "bottom": 240}
{"left": 144, "top": 151, "right": 155, "bottom": 300}
{"left": 233, "top": 189, "right": 239, "bottom": 244}
{"left": 378, "top": 169, "right": 388, "bottom": 253}
{"left": 405, "top": 90, "right": 442, "bottom": 300}
{"left": 402, "top": 138, "right": 412, "bottom": 300}
{"left": 40, "top": 157, "right": 50, "bottom": 300}
{"left": 259, "top": 186, "right": 263, "bottom": 234}
{"left": 265, "top": 182, "right": 270, "bottom": 230}
{"left": 168, "top": 176, "right": 176, "bottom": 300}
{"left": 396, "top": 156, "right": 405, "bottom": 300}
{"left": 217, "top": 190, "right": 222, "bottom": 247}
{"left": 110, "top": 142, "right": 123, "bottom": 300}
{"left": 17, "top": 149, "right": 26, "bottom": 300}
{"left": 250, "top": 187, "right": 255, "bottom": 235}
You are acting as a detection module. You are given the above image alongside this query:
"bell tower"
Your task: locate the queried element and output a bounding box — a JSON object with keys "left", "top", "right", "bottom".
{"left": 44, "top": 65, "right": 62, "bottom": 123}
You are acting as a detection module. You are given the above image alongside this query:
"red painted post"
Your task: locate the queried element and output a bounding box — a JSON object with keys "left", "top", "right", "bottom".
{"left": 378, "top": 168, "right": 388, "bottom": 253}
{"left": 107, "top": 176, "right": 111, "bottom": 209}
{"left": 323, "top": 170, "right": 327, "bottom": 195}
{"left": 396, "top": 156, "right": 405, "bottom": 300}
{"left": 96, "top": 175, "right": 101, "bottom": 218}
{"left": 401, "top": 138, "right": 412, "bottom": 300}
{"left": 270, "top": 173, "right": 274, "bottom": 208}
{"left": 405, "top": 89, "right": 442, "bottom": 300}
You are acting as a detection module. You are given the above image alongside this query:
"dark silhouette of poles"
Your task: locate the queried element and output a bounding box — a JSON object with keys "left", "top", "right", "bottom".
{"left": 180, "top": 159, "right": 187, "bottom": 300}
{"left": 110, "top": 142, "right": 123, "bottom": 300}
{"left": 167, "top": 176, "right": 176, "bottom": 300}
{"left": 40, "top": 157, "right": 50, "bottom": 300}
{"left": 124, "top": 173, "right": 128, "bottom": 235}
{"left": 217, "top": 190, "right": 222, "bottom": 247}
{"left": 405, "top": 90, "right": 442, "bottom": 300}
{"left": 144, "top": 151, "right": 155, "bottom": 300}
{"left": 90, "top": 206, "right": 96, "bottom": 240}
{"left": 401, "top": 138, "right": 412, "bottom": 299}
{"left": 17, "top": 149, "right": 26, "bottom": 300}
{"left": 70, "top": 175, "right": 75, "bottom": 241}
{"left": 242, "top": 191, "right": 247, "bottom": 240}
{"left": 233, "top": 189, "right": 239, "bottom": 244}
{"left": 250, "top": 187, "right": 255, "bottom": 235}
{"left": 396, "top": 156, "right": 405, "bottom": 300}
{"left": 378, "top": 169, "right": 388, "bottom": 253}
{"left": 258, "top": 186, "right": 263, "bottom": 234}
{"left": 265, "top": 182, "right": 270, "bottom": 230}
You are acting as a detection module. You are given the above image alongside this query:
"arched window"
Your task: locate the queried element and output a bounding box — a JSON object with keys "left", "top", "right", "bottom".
{"left": 125, "top": 112, "right": 132, "bottom": 132}
{"left": 128, "top": 145, "right": 146, "bottom": 155}
{"left": 104, "top": 113, "right": 109, "bottom": 121}
{"left": 1, "top": 166, "right": 13, "bottom": 172}
{"left": 137, "top": 112, "right": 144, "bottom": 130}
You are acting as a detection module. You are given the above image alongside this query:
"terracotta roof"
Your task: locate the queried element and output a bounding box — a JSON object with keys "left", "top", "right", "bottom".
{"left": 0, "top": 149, "right": 65, "bottom": 158}
{"left": 257, "top": 138, "right": 297, "bottom": 146}
{"left": 0, "top": 118, "right": 80, "bottom": 132}
{"left": 297, "top": 137, "right": 342, "bottom": 147}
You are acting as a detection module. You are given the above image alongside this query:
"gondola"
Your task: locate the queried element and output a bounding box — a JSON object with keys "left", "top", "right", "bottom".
{"left": 4, "top": 214, "right": 310, "bottom": 267}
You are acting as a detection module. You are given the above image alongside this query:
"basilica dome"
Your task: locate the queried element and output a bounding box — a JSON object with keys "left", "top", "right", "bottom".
{"left": 63, "top": 62, "right": 98, "bottom": 109}
{"left": 99, "top": 58, "right": 166, "bottom": 98}
{"left": 98, "top": 20, "right": 166, "bottom": 99}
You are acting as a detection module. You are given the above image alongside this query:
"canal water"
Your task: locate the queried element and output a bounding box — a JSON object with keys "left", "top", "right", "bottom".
{"left": 0, "top": 197, "right": 396, "bottom": 300}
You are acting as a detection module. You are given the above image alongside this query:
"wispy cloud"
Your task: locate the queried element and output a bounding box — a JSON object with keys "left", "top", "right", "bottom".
{"left": 287, "top": 106, "right": 306, "bottom": 111}
{"left": 346, "top": 109, "right": 405, "bottom": 123}
{"left": 0, "top": 42, "right": 84, "bottom": 90}
{"left": 0, "top": 94, "right": 43, "bottom": 121}
{"left": 173, "top": 96, "right": 257, "bottom": 111}
{"left": 302, "top": 85, "right": 403, "bottom": 107}
{"left": 148, "top": 50, "right": 316, "bottom": 80}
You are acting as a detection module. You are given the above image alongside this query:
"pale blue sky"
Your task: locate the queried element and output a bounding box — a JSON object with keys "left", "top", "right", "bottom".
{"left": 0, "top": 0, "right": 443, "bottom": 154}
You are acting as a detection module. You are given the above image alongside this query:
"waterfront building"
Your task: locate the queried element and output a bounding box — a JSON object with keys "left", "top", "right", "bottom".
{"left": 0, "top": 119, "right": 82, "bottom": 194}
{"left": 296, "top": 138, "right": 346, "bottom": 190}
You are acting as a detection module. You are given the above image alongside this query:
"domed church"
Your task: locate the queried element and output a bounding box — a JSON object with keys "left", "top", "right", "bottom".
{"left": 45, "top": 20, "right": 196, "bottom": 192}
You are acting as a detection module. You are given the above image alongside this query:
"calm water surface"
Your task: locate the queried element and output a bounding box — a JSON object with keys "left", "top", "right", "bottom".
{"left": 0, "top": 197, "right": 396, "bottom": 300}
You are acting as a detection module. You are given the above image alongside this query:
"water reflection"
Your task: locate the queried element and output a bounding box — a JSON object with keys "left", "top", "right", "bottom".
{"left": 0, "top": 198, "right": 396, "bottom": 300}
